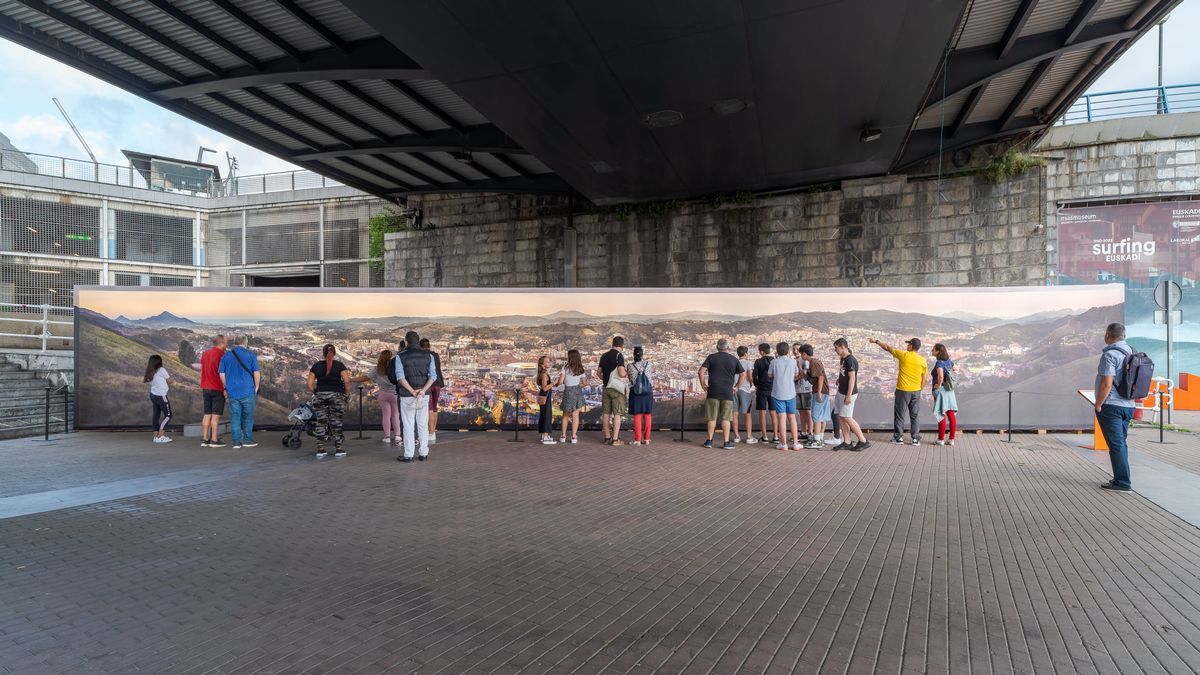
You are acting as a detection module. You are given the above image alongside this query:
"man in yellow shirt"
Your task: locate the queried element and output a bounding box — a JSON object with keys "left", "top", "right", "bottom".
{"left": 870, "top": 337, "right": 929, "bottom": 446}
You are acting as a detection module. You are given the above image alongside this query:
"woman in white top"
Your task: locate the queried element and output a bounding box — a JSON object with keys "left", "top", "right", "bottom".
{"left": 552, "top": 349, "right": 588, "bottom": 444}
{"left": 144, "top": 354, "right": 173, "bottom": 443}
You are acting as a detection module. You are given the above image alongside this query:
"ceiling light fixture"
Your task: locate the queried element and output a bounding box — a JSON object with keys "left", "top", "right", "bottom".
{"left": 860, "top": 126, "right": 882, "bottom": 143}
{"left": 30, "top": 268, "right": 61, "bottom": 274}
{"left": 26, "top": 226, "right": 38, "bottom": 234}
{"left": 643, "top": 110, "right": 684, "bottom": 128}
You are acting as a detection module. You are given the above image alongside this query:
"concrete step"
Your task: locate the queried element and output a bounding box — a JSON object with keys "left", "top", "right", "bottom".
{"left": 0, "top": 421, "right": 69, "bottom": 441}
{"left": 0, "top": 370, "right": 44, "bottom": 381}
{"left": 0, "top": 385, "right": 66, "bottom": 399}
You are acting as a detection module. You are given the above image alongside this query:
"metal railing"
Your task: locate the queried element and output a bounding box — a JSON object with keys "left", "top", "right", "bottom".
{"left": 1058, "top": 83, "right": 1200, "bottom": 125}
{"left": 0, "top": 302, "right": 74, "bottom": 352}
{"left": 0, "top": 149, "right": 344, "bottom": 197}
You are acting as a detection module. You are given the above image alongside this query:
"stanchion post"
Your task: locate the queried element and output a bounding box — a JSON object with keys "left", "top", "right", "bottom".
{"left": 673, "top": 389, "right": 689, "bottom": 443}
{"left": 62, "top": 386, "right": 70, "bottom": 434}
{"left": 356, "top": 385, "right": 368, "bottom": 440}
{"left": 1159, "top": 389, "right": 1165, "bottom": 444}
{"left": 43, "top": 385, "right": 50, "bottom": 441}
{"left": 1006, "top": 390, "right": 1013, "bottom": 443}
{"left": 508, "top": 389, "right": 523, "bottom": 443}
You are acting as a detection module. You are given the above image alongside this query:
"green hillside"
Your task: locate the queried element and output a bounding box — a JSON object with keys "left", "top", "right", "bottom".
{"left": 77, "top": 319, "right": 291, "bottom": 428}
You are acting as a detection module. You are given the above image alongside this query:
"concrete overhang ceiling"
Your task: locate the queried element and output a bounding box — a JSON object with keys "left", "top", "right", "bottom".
{"left": 0, "top": 0, "right": 1181, "bottom": 204}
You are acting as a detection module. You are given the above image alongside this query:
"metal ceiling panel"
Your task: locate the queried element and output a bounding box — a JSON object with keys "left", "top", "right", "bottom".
{"left": 303, "top": 80, "right": 415, "bottom": 138}
{"left": 219, "top": 88, "right": 346, "bottom": 147}
{"left": 349, "top": 79, "right": 449, "bottom": 133}
{"left": 174, "top": 0, "right": 287, "bottom": 62}
{"left": 966, "top": 61, "right": 1038, "bottom": 123}
{"left": 1019, "top": 46, "right": 1097, "bottom": 117}
{"left": 955, "top": 0, "right": 1024, "bottom": 50}
{"left": 230, "top": 0, "right": 333, "bottom": 52}
{"left": 54, "top": 0, "right": 209, "bottom": 78}
{"left": 256, "top": 83, "right": 378, "bottom": 143}
{"left": 402, "top": 151, "right": 491, "bottom": 182}
{"left": 1092, "top": 0, "right": 1145, "bottom": 21}
{"left": 401, "top": 80, "right": 491, "bottom": 128}
{"left": 108, "top": 0, "right": 245, "bottom": 71}
{"left": 915, "top": 88, "right": 972, "bottom": 130}
{"left": 324, "top": 156, "right": 410, "bottom": 188}
{"left": 188, "top": 95, "right": 308, "bottom": 151}
{"left": 294, "top": 0, "right": 377, "bottom": 40}
{"left": 503, "top": 153, "right": 555, "bottom": 175}
{"left": 1022, "top": 0, "right": 1082, "bottom": 35}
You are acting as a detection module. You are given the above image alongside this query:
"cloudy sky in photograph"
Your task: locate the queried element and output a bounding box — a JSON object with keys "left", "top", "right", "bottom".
{"left": 1, "top": 3, "right": 1197, "bottom": 175}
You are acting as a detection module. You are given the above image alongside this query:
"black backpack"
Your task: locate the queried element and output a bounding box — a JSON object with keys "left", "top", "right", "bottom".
{"left": 1105, "top": 344, "right": 1154, "bottom": 401}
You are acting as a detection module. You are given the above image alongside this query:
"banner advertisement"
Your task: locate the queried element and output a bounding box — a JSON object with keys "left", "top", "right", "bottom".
{"left": 74, "top": 286, "right": 1123, "bottom": 431}
{"left": 1058, "top": 201, "right": 1200, "bottom": 375}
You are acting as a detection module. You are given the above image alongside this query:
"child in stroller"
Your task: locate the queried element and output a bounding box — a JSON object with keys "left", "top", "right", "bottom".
{"left": 281, "top": 402, "right": 316, "bottom": 449}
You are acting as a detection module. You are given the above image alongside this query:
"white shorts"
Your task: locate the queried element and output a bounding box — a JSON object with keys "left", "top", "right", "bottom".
{"left": 834, "top": 393, "right": 857, "bottom": 417}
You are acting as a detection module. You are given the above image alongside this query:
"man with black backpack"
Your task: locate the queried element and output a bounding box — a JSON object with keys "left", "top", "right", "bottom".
{"left": 1094, "top": 322, "right": 1151, "bottom": 493}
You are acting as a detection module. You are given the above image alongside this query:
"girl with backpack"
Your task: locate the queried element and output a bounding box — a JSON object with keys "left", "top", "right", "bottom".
{"left": 144, "top": 354, "right": 172, "bottom": 443}
{"left": 627, "top": 345, "right": 654, "bottom": 445}
{"left": 931, "top": 343, "right": 959, "bottom": 446}
{"left": 536, "top": 355, "right": 556, "bottom": 445}
{"left": 553, "top": 349, "right": 588, "bottom": 444}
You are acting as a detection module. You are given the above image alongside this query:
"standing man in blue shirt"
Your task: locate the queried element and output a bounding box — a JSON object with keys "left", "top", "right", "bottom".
{"left": 1094, "top": 322, "right": 1137, "bottom": 493}
{"left": 395, "top": 330, "right": 437, "bottom": 463}
{"left": 218, "top": 335, "right": 261, "bottom": 450}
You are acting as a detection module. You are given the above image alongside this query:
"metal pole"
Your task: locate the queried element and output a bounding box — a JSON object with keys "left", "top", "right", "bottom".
{"left": 509, "top": 389, "right": 522, "bottom": 442}
{"left": 1006, "top": 390, "right": 1013, "bottom": 443}
{"left": 44, "top": 386, "right": 51, "bottom": 441}
{"left": 63, "top": 386, "right": 70, "bottom": 434}
{"left": 1159, "top": 389, "right": 1164, "bottom": 443}
{"left": 1166, "top": 299, "right": 1173, "bottom": 425}
{"left": 356, "top": 385, "right": 367, "bottom": 439}
{"left": 673, "top": 389, "right": 689, "bottom": 443}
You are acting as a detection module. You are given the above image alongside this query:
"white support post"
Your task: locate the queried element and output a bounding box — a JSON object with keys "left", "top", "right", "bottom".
{"left": 193, "top": 209, "right": 203, "bottom": 267}
{"left": 41, "top": 303, "right": 48, "bottom": 353}
{"left": 240, "top": 209, "right": 247, "bottom": 267}
{"left": 318, "top": 203, "right": 325, "bottom": 287}
{"left": 99, "top": 198, "right": 109, "bottom": 259}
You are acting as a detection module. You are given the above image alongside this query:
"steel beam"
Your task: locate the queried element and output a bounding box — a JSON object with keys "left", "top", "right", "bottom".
{"left": 897, "top": 115, "right": 1043, "bottom": 169}
{"left": 209, "top": 0, "right": 303, "bottom": 61}
{"left": 289, "top": 126, "right": 523, "bottom": 161}
{"left": 1064, "top": 0, "right": 1105, "bottom": 45}
{"left": 332, "top": 81, "right": 429, "bottom": 138}
{"left": 142, "top": 0, "right": 260, "bottom": 68}
{"left": 998, "top": 0, "right": 1038, "bottom": 59}
{"left": 948, "top": 84, "right": 986, "bottom": 139}
{"left": 272, "top": 0, "right": 351, "bottom": 52}
{"left": 925, "top": 18, "right": 1138, "bottom": 109}
{"left": 151, "top": 38, "right": 425, "bottom": 100}
{"left": 382, "top": 174, "right": 569, "bottom": 197}
{"left": 998, "top": 56, "right": 1058, "bottom": 129}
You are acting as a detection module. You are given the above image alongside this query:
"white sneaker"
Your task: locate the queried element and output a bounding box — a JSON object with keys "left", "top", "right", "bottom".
{"left": 733, "top": 436, "right": 742, "bottom": 444}
{"left": 912, "top": 439, "right": 921, "bottom": 446}
{"left": 745, "top": 437, "right": 758, "bottom": 445}
{"left": 631, "top": 440, "right": 641, "bottom": 446}
{"left": 824, "top": 438, "right": 840, "bottom": 445}
{"left": 158, "top": 435, "right": 172, "bottom": 443}
{"left": 570, "top": 437, "right": 578, "bottom": 444}
{"left": 948, "top": 439, "right": 955, "bottom": 446}
{"left": 381, "top": 437, "right": 392, "bottom": 444}
{"left": 934, "top": 439, "right": 945, "bottom": 446}
{"left": 152, "top": 436, "right": 164, "bottom": 443}
{"left": 429, "top": 433, "right": 437, "bottom": 444}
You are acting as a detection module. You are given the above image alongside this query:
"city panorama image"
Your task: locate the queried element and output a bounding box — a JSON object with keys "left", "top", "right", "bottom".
{"left": 74, "top": 286, "right": 1123, "bottom": 431}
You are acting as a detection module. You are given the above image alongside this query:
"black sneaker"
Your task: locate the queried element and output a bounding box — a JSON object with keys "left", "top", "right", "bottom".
{"left": 702, "top": 439, "right": 713, "bottom": 448}
{"left": 851, "top": 441, "right": 871, "bottom": 452}
{"left": 199, "top": 441, "right": 211, "bottom": 448}
{"left": 1100, "top": 481, "right": 1132, "bottom": 492}
{"left": 831, "top": 442, "right": 851, "bottom": 451}
{"left": 315, "top": 451, "right": 327, "bottom": 458}
{"left": 722, "top": 441, "right": 735, "bottom": 450}
{"left": 209, "top": 439, "right": 226, "bottom": 448}
{"left": 398, "top": 456, "right": 413, "bottom": 463}
{"left": 334, "top": 449, "right": 346, "bottom": 458}
{"left": 418, "top": 455, "right": 428, "bottom": 461}
{"left": 757, "top": 436, "right": 770, "bottom": 444}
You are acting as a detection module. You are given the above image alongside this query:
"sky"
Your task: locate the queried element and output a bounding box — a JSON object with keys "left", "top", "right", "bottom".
{"left": 76, "top": 285, "right": 1125, "bottom": 323}
{"left": 0, "top": 3, "right": 1197, "bottom": 175}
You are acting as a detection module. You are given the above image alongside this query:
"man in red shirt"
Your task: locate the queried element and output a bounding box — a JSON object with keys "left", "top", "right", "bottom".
{"left": 199, "top": 334, "right": 227, "bottom": 447}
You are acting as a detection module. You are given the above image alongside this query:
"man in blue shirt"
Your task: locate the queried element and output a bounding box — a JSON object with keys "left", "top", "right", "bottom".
{"left": 218, "top": 335, "right": 261, "bottom": 449}
{"left": 1094, "top": 322, "right": 1137, "bottom": 493}
{"left": 395, "top": 330, "right": 438, "bottom": 462}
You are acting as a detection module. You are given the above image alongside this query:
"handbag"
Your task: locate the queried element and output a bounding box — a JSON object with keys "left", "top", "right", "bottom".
{"left": 605, "top": 370, "right": 627, "bottom": 394}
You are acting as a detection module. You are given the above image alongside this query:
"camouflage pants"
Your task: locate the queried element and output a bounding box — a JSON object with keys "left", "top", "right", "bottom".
{"left": 310, "top": 391, "right": 347, "bottom": 451}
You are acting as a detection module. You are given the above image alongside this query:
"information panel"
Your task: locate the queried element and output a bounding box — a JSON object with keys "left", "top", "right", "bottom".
{"left": 75, "top": 285, "right": 1124, "bottom": 431}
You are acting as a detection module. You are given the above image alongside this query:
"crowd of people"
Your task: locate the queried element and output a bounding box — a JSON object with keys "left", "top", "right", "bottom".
{"left": 145, "top": 330, "right": 973, "bottom": 457}
{"left": 141, "top": 321, "right": 1141, "bottom": 495}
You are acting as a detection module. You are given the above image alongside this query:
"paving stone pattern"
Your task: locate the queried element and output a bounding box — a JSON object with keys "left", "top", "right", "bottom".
{"left": 2, "top": 430, "right": 1200, "bottom": 673}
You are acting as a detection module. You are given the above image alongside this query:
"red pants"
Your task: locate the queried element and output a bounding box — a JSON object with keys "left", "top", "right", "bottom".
{"left": 938, "top": 410, "right": 957, "bottom": 440}
{"left": 632, "top": 414, "right": 652, "bottom": 441}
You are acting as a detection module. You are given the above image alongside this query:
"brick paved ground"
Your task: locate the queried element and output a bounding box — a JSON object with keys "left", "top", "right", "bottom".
{"left": 2, "top": 427, "right": 1200, "bottom": 674}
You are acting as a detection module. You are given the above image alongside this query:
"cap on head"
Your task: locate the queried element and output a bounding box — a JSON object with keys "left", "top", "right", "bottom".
{"left": 905, "top": 337, "right": 922, "bottom": 350}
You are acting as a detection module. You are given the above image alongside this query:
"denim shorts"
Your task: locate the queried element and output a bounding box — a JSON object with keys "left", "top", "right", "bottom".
{"left": 771, "top": 396, "right": 797, "bottom": 414}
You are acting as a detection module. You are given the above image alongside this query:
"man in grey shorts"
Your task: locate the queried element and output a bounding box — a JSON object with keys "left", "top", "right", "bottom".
{"left": 733, "top": 346, "right": 757, "bottom": 443}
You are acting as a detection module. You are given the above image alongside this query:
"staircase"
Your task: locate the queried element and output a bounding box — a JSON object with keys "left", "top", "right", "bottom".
{"left": 0, "top": 360, "right": 73, "bottom": 440}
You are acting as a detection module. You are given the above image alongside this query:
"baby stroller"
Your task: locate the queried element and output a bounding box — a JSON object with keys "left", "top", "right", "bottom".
{"left": 281, "top": 402, "right": 316, "bottom": 449}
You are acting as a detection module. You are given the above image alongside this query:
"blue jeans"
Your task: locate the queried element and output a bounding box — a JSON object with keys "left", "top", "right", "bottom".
{"left": 1097, "top": 404, "right": 1134, "bottom": 488}
{"left": 229, "top": 395, "right": 256, "bottom": 444}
